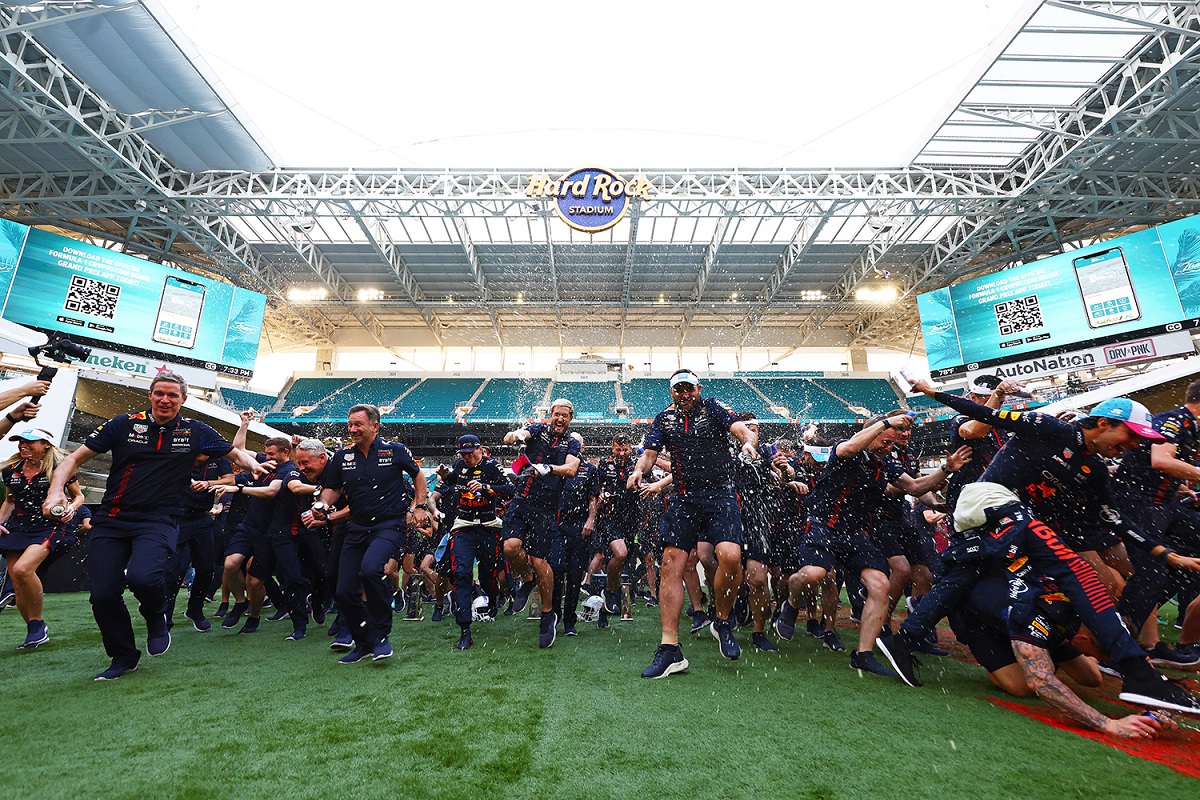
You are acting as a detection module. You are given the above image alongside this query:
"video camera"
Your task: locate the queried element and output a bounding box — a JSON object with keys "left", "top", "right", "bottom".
{"left": 26, "top": 332, "right": 91, "bottom": 400}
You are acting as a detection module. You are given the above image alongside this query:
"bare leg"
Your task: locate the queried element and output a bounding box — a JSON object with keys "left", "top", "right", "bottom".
{"left": 9, "top": 546, "right": 50, "bottom": 622}
{"left": 712, "top": 542, "right": 743, "bottom": 621}
{"left": 531, "top": 556, "right": 554, "bottom": 613}
{"left": 745, "top": 559, "right": 769, "bottom": 633}
{"left": 658, "top": 546, "right": 686, "bottom": 645}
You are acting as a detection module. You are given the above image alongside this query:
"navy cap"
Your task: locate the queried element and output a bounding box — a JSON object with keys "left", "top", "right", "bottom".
{"left": 456, "top": 434, "right": 481, "bottom": 453}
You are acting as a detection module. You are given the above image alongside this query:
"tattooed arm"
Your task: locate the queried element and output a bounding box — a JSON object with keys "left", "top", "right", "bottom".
{"left": 1013, "top": 641, "right": 1166, "bottom": 738}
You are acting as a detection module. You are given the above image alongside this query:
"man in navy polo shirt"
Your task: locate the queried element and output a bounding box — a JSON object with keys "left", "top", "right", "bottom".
{"left": 45, "top": 372, "right": 267, "bottom": 681}
{"left": 311, "top": 403, "right": 429, "bottom": 664}
{"left": 629, "top": 369, "right": 757, "bottom": 678}
{"left": 596, "top": 433, "right": 639, "bottom": 619}
{"left": 502, "top": 399, "right": 582, "bottom": 649}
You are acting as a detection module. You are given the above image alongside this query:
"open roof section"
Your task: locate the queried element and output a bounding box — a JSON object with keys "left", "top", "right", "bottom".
{"left": 3, "top": 2, "right": 1200, "bottom": 357}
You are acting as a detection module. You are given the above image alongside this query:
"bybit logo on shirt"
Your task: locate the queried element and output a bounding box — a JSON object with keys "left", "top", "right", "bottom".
{"left": 525, "top": 168, "right": 653, "bottom": 233}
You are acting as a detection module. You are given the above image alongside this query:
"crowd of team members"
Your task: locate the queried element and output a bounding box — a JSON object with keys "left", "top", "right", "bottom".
{"left": 3, "top": 367, "right": 1200, "bottom": 738}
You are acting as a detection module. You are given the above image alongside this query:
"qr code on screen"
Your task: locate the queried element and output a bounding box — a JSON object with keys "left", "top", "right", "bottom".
{"left": 994, "top": 294, "right": 1043, "bottom": 336}
{"left": 63, "top": 274, "right": 121, "bottom": 320}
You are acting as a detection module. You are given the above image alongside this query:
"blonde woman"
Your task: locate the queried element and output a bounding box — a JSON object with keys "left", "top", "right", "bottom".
{"left": 0, "top": 426, "right": 83, "bottom": 649}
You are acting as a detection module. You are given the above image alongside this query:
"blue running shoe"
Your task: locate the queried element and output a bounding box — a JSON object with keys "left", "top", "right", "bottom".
{"left": 774, "top": 600, "right": 799, "bottom": 641}
{"left": 511, "top": 579, "right": 536, "bottom": 615}
{"left": 372, "top": 638, "right": 393, "bottom": 661}
{"left": 539, "top": 612, "right": 558, "bottom": 649}
{"left": 337, "top": 645, "right": 372, "bottom": 664}
{"left": 642, "top": 643, "right": 688, "bottom": 679}
{"left": 329, "top": 630, "right": 354, "bottom": 651}
{"left": 751, "top": 631, "right": 778, "bottom": 653}
{"left": 603, "top": 590, "right": 621, "bottom": 615}
{"left": 711, "top": 618, "right": 741, "bottom": 660}
{"left": 850, "top": 650, "right": 898, "bottom": 678}
{"left": 146, "top": 616, "right": 171, "bottom": 656}
{"left": 94, "top": 659, "right": 139, "bottom": 681}
{"left": 17, "top": 620, "right": 49, "bottom": 650}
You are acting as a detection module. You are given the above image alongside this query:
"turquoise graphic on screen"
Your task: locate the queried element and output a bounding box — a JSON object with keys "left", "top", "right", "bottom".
{"left": 0, "top": 218, "right": 30, "bottom": 302}
{"left": 0, "top": 224, "right": 265, "bottom": 374}
{"left": 919, "top": 217, "right": 1195, "bottom": 373}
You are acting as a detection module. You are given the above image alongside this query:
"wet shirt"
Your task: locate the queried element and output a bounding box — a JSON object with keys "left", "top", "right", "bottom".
{"left": 597, "top": 454, "right": 639, "bottom": 520}
{"left": 235, "top": 453, "right": 281, "bottom": 534}
{"left": 2, "top": 463, "right": 76, "bottom": 532}
{"left": 934, "top": 392, "right": 1159, "bottom": 551}
{"left": 947, "top": 412, "right": 1012, "bottom": 510}
{"left": 559, "top": 459, "right": 600, "bottom": 526}
{"left": 324, "top": 438, "right": 421, "bottom": 526}
{"left": 1113, "top": 405, "right": 1199, "bottom": 506}
{"left": 182, "top": 456, "right": 232, "bottom": 515}
{"left": 266, "top": 459, "right": 303, "bottom": 536}
{"left": 512, "top": 423, "right": 582, "bottom": 510}
{"left": 442, "top": 456, "right": 513, "bottom": 528}
{"left": 85, "top": 410, "right": 233, "bottom": 519}
{"left": 880, "top": 445, "right": 922, "bottom": 523}
{"left": 644, "top": 397, "right": 741, "bottom": 494}
{"left": 806, "top": 442, "right": 907, "bottom": 534}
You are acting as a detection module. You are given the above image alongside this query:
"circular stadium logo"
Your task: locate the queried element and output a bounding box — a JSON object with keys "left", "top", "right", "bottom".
{"left": 525, "top": 168, "right": 653, "bottom": 234}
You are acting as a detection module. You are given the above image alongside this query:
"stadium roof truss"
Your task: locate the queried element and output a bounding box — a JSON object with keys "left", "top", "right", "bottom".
{"left": 4, "top": 1, "right": 1200, "bottom": 354}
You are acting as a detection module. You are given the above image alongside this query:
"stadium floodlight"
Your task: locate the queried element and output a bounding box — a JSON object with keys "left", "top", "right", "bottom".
{"left": 289, "top": 215, "right": 316, "bottom": 233}
{"left": 287, "top": 287, "right": 327, "bottom": 302}
{"left": 357, "top": 288, "right": 384, "bottom": 302}
{"left": 855, "top": 284, "right": 898, "bottom": 304}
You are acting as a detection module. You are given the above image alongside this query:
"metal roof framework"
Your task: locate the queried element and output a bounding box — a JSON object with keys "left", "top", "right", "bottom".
{"left": 4, "top": 1, "right": 1200, "bottom": 355}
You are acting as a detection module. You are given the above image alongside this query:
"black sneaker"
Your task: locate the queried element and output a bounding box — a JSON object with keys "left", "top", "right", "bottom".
{"left": 213, "top": 601, "right": 229, "bottom": 619}
{"left": 539, "top": 612, "right": 558, "bottom": 649}
{"left": 1177, "top": 642, "right": 1200, "bottom": 660}
{"left": 372, "top": 638, "right": 393, "bottom": 661}
{"left": 603, "top": 590, "right": 621, "bottom": 615}
{"left": 646, "top": 597, "right": 659, "bottom": 608}
{"left": 564, "top": 623, "right": 578, "bottom": 636}
{"left": 850, "top": 650, "right": 899, "bottom": 678}
{"left": 503, "top": 601, "right": 515, "bottom": 616}
{"left": 184, "top": 610, "right": 211, "bottom": 633}
{"left": 511, "top": 580, "right": 536, "bottom": 615}
{"left": 390, "top": 591, "right": 405, "bottom": 614}
{"left": 690, "top": 609, "right": 712, "bottom": 635}
{"left": 752, "top": 631, "right": 778, "bottom": 652}
{"left": 266, "top": 607, "right": 290, "bottom": 623}
{"left": 774, "top": 600, "right": 799, "bottom": 641}
{"left": 285, "top": 626, "right": 306, "bottom": 641}
{"left": 146, "top": 616, "right": 171, "bottom": 656}
{"left": 0, "top": 590, "right": 15, "bottom": 612}
{"left": 310, "top": 597, "right": 326, "bottom": 625}
{"left": 221, "top": 601, "right": 248, "bottom": 629}
{"left": 455, "top": 628, "right": 472, "bottom": 650}
{"left": 877, "top": 632, "right": 921, "bottom": 687}
{"left": 1145, "top": 641, "right": 1200, "bottom": 668}
{"left": 431, "top": 605, "right": 444, "bottom": 623}
{"left": 94, "top": 659, "right": 139, "bottom": 681}
{"left": 1097, "top": 659, "right": 1123, "bottom": 678}
{"left": 734, "top": 595, "right": 752, "bottom": 629}
{"left": 598, "top": 607, "right": 610, "bottom": 629}
{"left": 337, "top": 645, "right": 372, "bottom": 664}
{"left": 1119, "top": 672, "right": 1200, "bottom": 715}
{"left": 823, "top": 630, "right": 846, "bottom": 652}
{"left": 806, "top": 618, "right": 826, "bottom": 639}
{"left": 239, "top": 616, "right": 260, "bottom": 635}
{"left": 711, "top": 618, "right": 741, "bottom": 660}
{"left": 642, "top": 643, "right": 689, "bottom": 679}
{"left": 329, "top": 630, "right": 354, "bottom": 651}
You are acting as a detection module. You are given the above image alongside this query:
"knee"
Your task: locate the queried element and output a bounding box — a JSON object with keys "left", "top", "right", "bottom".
{"left": 862, "top": 570, "right": 889, "bottom": 597}
{"left": 889, "top": 557, "right": 911, "bottom": 584}
{"left": 610, "top": 541, "right": 628, "bottom": 561}
{"left": 9, "top": 561, "right": 35, "bottom": 581}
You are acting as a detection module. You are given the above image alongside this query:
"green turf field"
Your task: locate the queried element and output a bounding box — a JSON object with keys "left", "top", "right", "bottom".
{"left": 0, "top": 593, "right": 1194, "bottom": 799}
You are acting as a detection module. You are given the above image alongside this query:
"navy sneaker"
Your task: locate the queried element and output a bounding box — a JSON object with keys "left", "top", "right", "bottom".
{"left": 327, "top": 618, "right": 341, "bottom": 637}
{"left": 17, "top": 620, "right": 49, "bottom": 650}
{"left": 337, "top": 645, "right": 372, "bottom": 665}
{"left": 823, "top": 630, "right": 846, "bottom": 652}
{"left": 806, "top": 618, "right": 826, "bottom": 639}
{"left": 455, "top": 628, "right": 472, "bottom": 650}
{"left": 598, "top": 607, "right": 610, "bottom": 629}
{"left": 329, "top": 630, "right": 354, "bottom": 651}
{"left": 774, "top": 600, "right": 799, "bottom": 641}
{"left": 285, "top": 626, "right": 306, "bottom": 641}
{"left": 1119, "top": 671, "right": 1200, "bottom": 715}
{"left": 603, "top": 590, "right": 621, "bottom": 615}
{"left": 1097, "top": 659, "right": 1123, "bottom": 678}
{"left": 372, "top": 638, "right": 393, "bottom": 661}
{"left": 511, "top": 580, "right": 536, "bottom": 615}
{"left": 711, "top": 618, "right": 741, "bottom": 660}
{"left": 850, "top": 650, "right": 898, "bottom": 678}
{"left": 238, "top": 616, "right": 260, "bottom": 635}
{"left": 213, "top": 601, "right": 229, "bottom": 619}
{"left": 310, "top": 596, "right": 327, "bottom": 625}
{"left": 94, "top": 659, "right": 139, "bottom": 681}
{"left": 1177, "top": 642, "right": 1200, "bottom": 660}
{"left": 539, "top": 612, "right": 558, "bottom": 649}
{"left": 0, "top": 590, "right": 15, "bottom": 612}
{"left": 876, "top": 632, "right": 921, "bottom": 687}
{"left": 503, "top": 601, "right": 515, "bottom": 616}
{"left": 266, "top": 607, "right": 290, "bottom": 622}
{"left": 221, "top": 601, "right": 248, "bottom": 629}
{"left": 642, "top": 643, "right": 689, "bottom": 679}
{"left": 564, "top": 623, "right": 578, "bottom": 636}
{"left": 184, "top": 610, "right": 211, "bottom": 633}
{"left": 431, "top": 605, "right": 444, "bottom": 622}
{"left": 391, "top": 591, "right": 405, "bottom": 614}
{"left": 689, "top": 609, "right": 712, "bottom": 635}
{"left": 146, "top": 616, "right": 171, "bottom": 657}
{"left": 917, "top": 632, "right": 949, "bottom": 657}
{"left": 752, "top": 631, "right": 778, "bottom": 653}
{"left": 646, "top": 597, "right": 659, "bottom": 608}
{"left": 1145, "top": 641, "right": 1200, "bottom": 668}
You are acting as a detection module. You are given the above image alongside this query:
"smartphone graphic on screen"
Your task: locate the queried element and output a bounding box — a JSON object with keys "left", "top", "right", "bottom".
{"left": 1072, "top": 247, "right": 1141, "bottom": 328}
{"left": 152, "top": 275, "right": 205, "bottom": 349}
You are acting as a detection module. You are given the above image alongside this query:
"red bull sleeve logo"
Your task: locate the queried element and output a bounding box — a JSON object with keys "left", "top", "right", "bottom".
{"left": 526, "top": 167, "right": 653, "bottom": 233}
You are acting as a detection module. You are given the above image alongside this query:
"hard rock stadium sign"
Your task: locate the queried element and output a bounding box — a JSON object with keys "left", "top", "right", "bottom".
{"left": 525, "top": 167, "right": 653, "bottom": 233}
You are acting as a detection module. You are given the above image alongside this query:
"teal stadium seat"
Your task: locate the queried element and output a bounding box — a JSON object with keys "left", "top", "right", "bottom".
{"left": 321, "top": 378, "right": 418, "bottom": 417}
{"left": 219, "top": 387, "right": 278, "bottom": 413}
{"left": 814, "top": 378, "right": 901, "bottom": 416}
{"left": 387, "top": 378, "right": 484, "bottom": 421}
{"left": 747, "top": 378, "right": 853, "bottom": 422}
{"left": 279, "top": 377, "right": 356, "bottom": 410}
{"left": 471, "top": 378, "right": 551, "bottom": 422}
{"left": 553, "top": 382, "right": 618, "bottom": 420}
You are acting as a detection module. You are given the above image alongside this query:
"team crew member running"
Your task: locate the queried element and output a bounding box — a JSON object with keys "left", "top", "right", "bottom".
{"left": 311, "top": 404, "right": 429, "bottom": 664}
{"left": 631, "top": 369, "right": 757, "bottom": 678}
{"left": 44, "top": 372, "right": 267, "bottom": 681}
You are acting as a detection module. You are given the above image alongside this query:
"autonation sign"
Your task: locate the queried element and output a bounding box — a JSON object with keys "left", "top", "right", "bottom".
{"left": 525, "top": 168, "right": 653, "bottom": 233}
